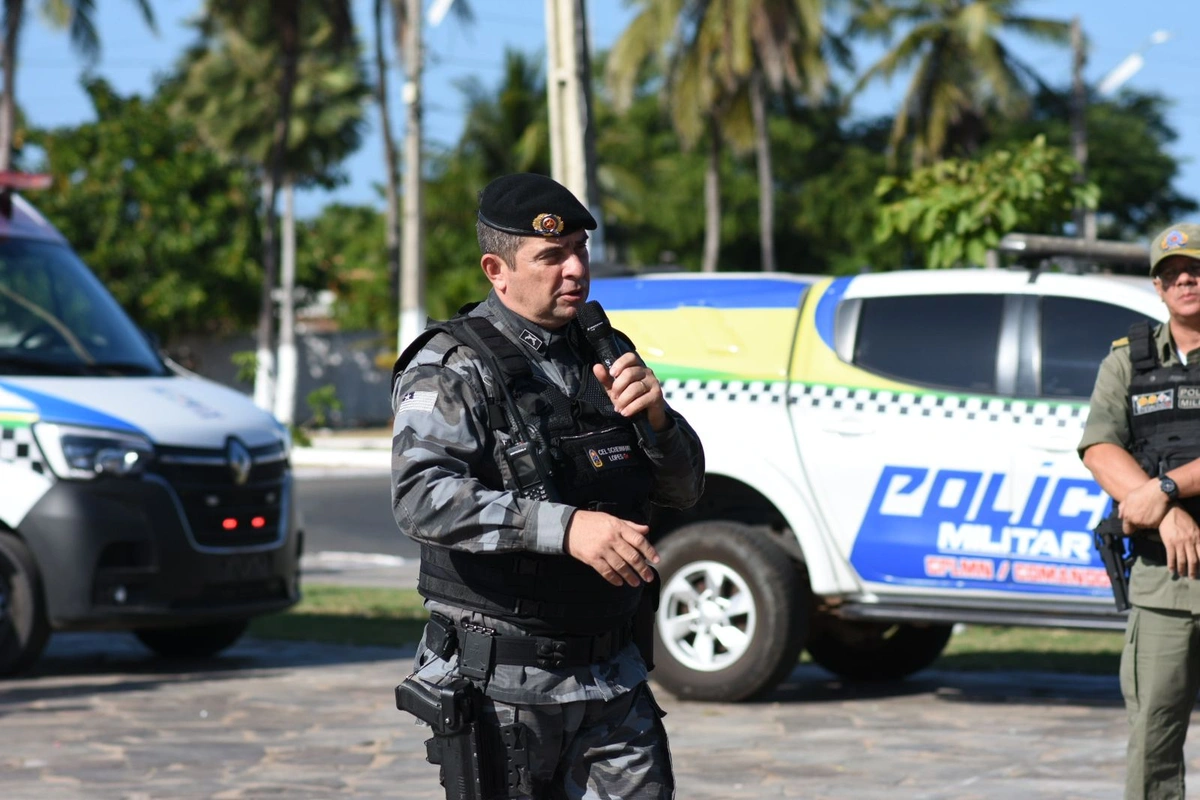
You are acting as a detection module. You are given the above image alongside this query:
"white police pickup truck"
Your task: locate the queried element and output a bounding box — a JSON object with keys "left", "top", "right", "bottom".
{"left": 0, "top": 182, "right": 299, "bottom": 675}
{"left": 589, "top": 267, "right": 1161, "bottom": 701}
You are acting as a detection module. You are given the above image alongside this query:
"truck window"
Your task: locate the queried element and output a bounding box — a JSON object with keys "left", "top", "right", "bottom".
{"left": 852, "top": 294, "right": 1003, "bottom": 393}
{"left": 1040, "top": 296, "right": 1155, "bottom": 399}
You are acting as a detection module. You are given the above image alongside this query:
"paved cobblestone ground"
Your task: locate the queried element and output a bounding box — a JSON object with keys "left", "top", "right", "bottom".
{"left": 6, "top": 629, "right": 1200, "bottom": 799}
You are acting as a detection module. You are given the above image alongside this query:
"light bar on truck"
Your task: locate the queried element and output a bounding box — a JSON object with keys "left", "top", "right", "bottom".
{"left": 0, "top": 171, "right": 51, "bottom": 191}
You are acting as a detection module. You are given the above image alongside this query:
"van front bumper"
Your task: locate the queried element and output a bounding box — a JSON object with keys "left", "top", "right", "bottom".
{"left": 19, "top": 473, "right": 301, "bottom": 631}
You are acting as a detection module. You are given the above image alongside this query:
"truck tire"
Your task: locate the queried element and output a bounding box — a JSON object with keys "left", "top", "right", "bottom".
{"left": 134, "top": 620, "right": 249, "bottom": 659}
{"left": 652, "top": 521, "right": 808, "bottom": 702}
{"left": 0, "top": 531, "right": 50, "bottom": 676}
{"left": 806, "top": 620, "right": 953, "bottom": 681}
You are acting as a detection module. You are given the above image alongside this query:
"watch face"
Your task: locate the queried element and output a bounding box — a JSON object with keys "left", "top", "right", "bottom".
{"left": 1162, "top": 477, "right": 1179, "bottom": 498}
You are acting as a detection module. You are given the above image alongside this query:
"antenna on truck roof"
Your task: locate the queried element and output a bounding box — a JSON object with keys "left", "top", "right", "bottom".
{"left": 0, "top": 171, "right": 51, "bottom": 218}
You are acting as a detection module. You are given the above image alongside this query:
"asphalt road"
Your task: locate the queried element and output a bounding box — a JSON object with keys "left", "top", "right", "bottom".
{"left": 295, "top": 471, "right": 417, "bottom": 561}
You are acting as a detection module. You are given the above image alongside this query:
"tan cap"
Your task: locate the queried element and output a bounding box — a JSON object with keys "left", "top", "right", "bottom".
{"left": 1150, "top": 222, "right": 1200, "bottom": 276}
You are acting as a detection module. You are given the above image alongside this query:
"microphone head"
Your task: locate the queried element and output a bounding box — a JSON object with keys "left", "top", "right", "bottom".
{"left": 576, "top": 301, "right": 612, "bottom": 342}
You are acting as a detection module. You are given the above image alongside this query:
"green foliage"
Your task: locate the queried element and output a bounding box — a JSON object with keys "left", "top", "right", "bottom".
{"left": 875, "top": 135, "right": 1099, "bottom": 268}
{"left": 305, "top": 384, "right": 343, "bottom": 429}
{"left": 29, "top": 79, "right": 261, "bottom": 338}
{"left": 231, "top": 350, "right": 258, "bottom": 384}
{"left": 171, "top": 2, "right": 369, "bottom": 188}
{"left": 985, "top": 88, "right": 1199, "bottom": 240}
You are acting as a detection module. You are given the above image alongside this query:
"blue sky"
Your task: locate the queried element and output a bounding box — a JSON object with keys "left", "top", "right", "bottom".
{"left": 16, "top": 0, "right": 1200, "bottom": 228}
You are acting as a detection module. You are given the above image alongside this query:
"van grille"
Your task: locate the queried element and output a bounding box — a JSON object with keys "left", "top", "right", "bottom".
{"left": 152, "top": 441, "right": 288, "bottom": 549}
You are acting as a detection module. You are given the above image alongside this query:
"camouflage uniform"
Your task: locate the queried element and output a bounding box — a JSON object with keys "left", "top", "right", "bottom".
{"left": 392, "top": 290, "right": 705, "bottom": 798}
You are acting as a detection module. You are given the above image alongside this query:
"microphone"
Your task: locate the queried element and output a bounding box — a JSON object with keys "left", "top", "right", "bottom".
{"left": 576, "top": 301, "right": 657, "bottom": 448}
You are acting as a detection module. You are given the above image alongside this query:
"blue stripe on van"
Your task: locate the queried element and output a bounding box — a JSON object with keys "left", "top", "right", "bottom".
{"left": 813, "top": 276, "right": 854, "bottom": 350}
{"left": 0, "top": 381, "right": 143, "bottom": 433}
{"left": 589, "top": 276, "right": 813, "bottom": 311}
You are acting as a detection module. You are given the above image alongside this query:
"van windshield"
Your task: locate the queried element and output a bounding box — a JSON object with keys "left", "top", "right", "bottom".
{"left": 0, "top": 239, "right": 167, "bottom": 377}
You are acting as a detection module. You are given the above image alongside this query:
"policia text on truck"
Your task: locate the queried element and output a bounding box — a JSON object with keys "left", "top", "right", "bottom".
{"left": 389, "top": 173, "right": 705, "bottom": 799}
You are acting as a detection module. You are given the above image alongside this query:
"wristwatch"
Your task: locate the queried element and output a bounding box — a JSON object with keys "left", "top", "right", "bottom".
{"left": 1160, "top": 475, "right": 1180, "bottom": 501}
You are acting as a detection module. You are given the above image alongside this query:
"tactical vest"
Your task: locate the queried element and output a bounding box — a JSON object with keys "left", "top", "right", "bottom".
{"left": 1126, "top": 321, "right": 1200, "bottom": 523}
{"left": 392, "top": 308, "right": 655, "bottom": 634}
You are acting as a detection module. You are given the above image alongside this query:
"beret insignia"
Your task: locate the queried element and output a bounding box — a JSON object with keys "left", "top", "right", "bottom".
{"left": 1163, "top": 229, "right": 1189, "bottom": 251}
{"left": 533, "top": 213, "right": 564, "bottom": 236}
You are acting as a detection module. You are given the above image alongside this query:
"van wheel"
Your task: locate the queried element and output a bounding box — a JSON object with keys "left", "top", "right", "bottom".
{"left": 806, "top": 620, "right": 953, "bottom": 681}
{"left": 652, "top": 521, "right": 808, "bottom": 702}
{"left": 135, "top": 620, "right": 248, "bottom": 659}
{"left": 0, "top": 531, "right": 50, "bottom": 676}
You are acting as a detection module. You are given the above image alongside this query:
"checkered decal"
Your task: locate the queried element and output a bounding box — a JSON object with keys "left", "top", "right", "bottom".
{"left": 662, "top": 380, "right": 1087, "bottom": 429}
{"left": 1, "top": 425, "right": 47, "bottom": 474}
{"left": 664, "top": 378, "right": 789, "bottom": 405}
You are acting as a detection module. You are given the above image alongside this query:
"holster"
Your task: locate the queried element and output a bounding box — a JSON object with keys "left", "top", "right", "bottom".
{"left": 395, "top": 675, "right": 531, "bottom": 799}
{"left": 1093, "top": 512, "right": 1132, "bottom": 613}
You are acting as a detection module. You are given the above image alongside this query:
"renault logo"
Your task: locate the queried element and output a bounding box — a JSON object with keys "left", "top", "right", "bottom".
{"left": 227, "top": 438, "right": 252, "bottom": 486}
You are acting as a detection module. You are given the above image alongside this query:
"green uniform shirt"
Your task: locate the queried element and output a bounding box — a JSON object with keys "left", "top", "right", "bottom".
{"left": 1078, "top": 321, "right": 1200, "bottom": 612}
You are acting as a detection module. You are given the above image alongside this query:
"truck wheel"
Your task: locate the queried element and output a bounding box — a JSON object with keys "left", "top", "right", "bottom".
{"left": 0, "top": 531, "right": 50, "bottom": 676}
{"left": 135, "top": 620, "right": 248, "bottom": 659}
{"left": 806, "top": 620, "right": 953, "bottom": 681}
{"left": 652, "top": 521, "right": 808, "bottom": 702}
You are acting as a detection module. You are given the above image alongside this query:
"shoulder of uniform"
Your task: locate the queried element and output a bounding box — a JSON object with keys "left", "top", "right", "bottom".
{"left": 1110, "top": 336, "right": 1130, "bottom": 350}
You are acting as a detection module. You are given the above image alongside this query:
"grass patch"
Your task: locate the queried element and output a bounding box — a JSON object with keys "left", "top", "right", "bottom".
{"left": 937, "top": 625, "right": 1124, "bottom": 674}
{"left": 248, "top": 584, "right": 429, "bottom": 648}
{"left": 249, "top": 587, "right": 1127, "bottom": 675}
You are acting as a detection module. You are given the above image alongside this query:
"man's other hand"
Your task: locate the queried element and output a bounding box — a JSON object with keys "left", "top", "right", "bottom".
{"left": 564, "top": 510, "right": 660, "bottom": 587}
{"left": 1160, "top": 506, "right": 1200, "bottom": 579}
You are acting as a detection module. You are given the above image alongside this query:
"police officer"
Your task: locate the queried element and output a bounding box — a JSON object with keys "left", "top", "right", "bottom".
{"left": 390, "top": 173, "right": 705, "bottom": 799}
{"left": 1081, "top": 222, "right": 1200, "bottom": 799}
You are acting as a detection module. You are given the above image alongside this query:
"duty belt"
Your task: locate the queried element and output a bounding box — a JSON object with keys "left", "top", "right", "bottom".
{"left": 424, "top": 612, "right": 634, "bottom": 678}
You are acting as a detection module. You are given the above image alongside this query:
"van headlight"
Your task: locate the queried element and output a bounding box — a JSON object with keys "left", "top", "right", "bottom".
{"left": 33, "top": 423, "right": 154, "bottom": 480}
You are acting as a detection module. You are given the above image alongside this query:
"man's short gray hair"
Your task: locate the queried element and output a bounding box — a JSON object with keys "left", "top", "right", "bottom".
{"left": 477, "top": 220, "right": 523, "bottom": 269}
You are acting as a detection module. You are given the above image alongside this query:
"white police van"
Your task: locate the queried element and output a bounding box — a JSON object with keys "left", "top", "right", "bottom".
{"left": 590, "top": 262, "right": 1161, "bottom": 701}
{"left": 0, "top": 180, "right": 299, "bottom": 675}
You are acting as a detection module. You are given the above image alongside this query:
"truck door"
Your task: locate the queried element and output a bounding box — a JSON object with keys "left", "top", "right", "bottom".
{"left": 789, "top": 286, "right": 1023, "bottom": 593}
{"left": 1002, "top": 293, "right": 1157, "bottom": 602}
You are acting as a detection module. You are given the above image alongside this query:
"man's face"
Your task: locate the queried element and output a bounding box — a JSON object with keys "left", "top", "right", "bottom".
{"left": 1155, "top": 256, "right": 1200, "bottom": 319}
{"left": 490, "top": 229, "right": 590, "bottom": 328}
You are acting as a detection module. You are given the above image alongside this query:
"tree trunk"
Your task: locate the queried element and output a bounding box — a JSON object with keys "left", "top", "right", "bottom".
{"left": 701, "top": 117, "right": 721, "bottom": 274}
{"left": 0, "top": 0, "right": 24, "bottom": 172}
{"left": 375, "top": 0, "right": 401, "bottom": 334}
{"left": 274, "top": 178, "right": 297, "bottom": 426}
{"left": 396, "top": 0, "right": 425, "bottom": 351}
{"left": 253, "top": 176, "right": 277, "bottom": 411}
{"left": 253, "top": 4, "right": 300, "bottom": 413}
{"left": 750, "top": 73, "right": 775, "bottom": 273}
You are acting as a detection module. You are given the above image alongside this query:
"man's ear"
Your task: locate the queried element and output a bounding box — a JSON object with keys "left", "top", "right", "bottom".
{"left": 481, "top": 253, "right": 508, "bottom": 292}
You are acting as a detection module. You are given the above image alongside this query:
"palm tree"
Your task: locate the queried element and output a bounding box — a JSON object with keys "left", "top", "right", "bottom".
{"left": 1, "top": 0, "right": 157, "bottom": 170}
{"left": 610, "top": 0, "right": 830, "bottom": 272}
{"left": 609, "top": 0, "right": 752, "bottom": 272}
{"left": 456, "top": 49, "right": 551, "bottom": 177}
{"left": 177, "top": 1, "right": 357, "bottom": 414}
{"left": 853, "top": 0, "right": 1071, "bottom": 167}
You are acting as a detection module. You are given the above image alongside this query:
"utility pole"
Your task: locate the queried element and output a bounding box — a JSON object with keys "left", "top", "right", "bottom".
{"left": 545, "top": 0, "right": 605, "bottom": 262}
{"left": 397, "top": 0, "right": 425, "bottom": 352}
{"left": 1070, "top": 16, "right": 1096, "bottom": 241}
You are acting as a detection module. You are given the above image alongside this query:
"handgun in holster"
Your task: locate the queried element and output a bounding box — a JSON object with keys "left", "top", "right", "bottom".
{"left": 395, "top": 675, "right": 530, "bottom": 800}
{"left": 395, "top": 676, "right": 489, "bottom": 800}
{"left": 1093, "top": 511, "right": 1133, "bottom": 613}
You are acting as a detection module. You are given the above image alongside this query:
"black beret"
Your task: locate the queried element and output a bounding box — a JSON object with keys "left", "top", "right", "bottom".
{"left": 477, "top": 173, "right": 597, "bottom": 237}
